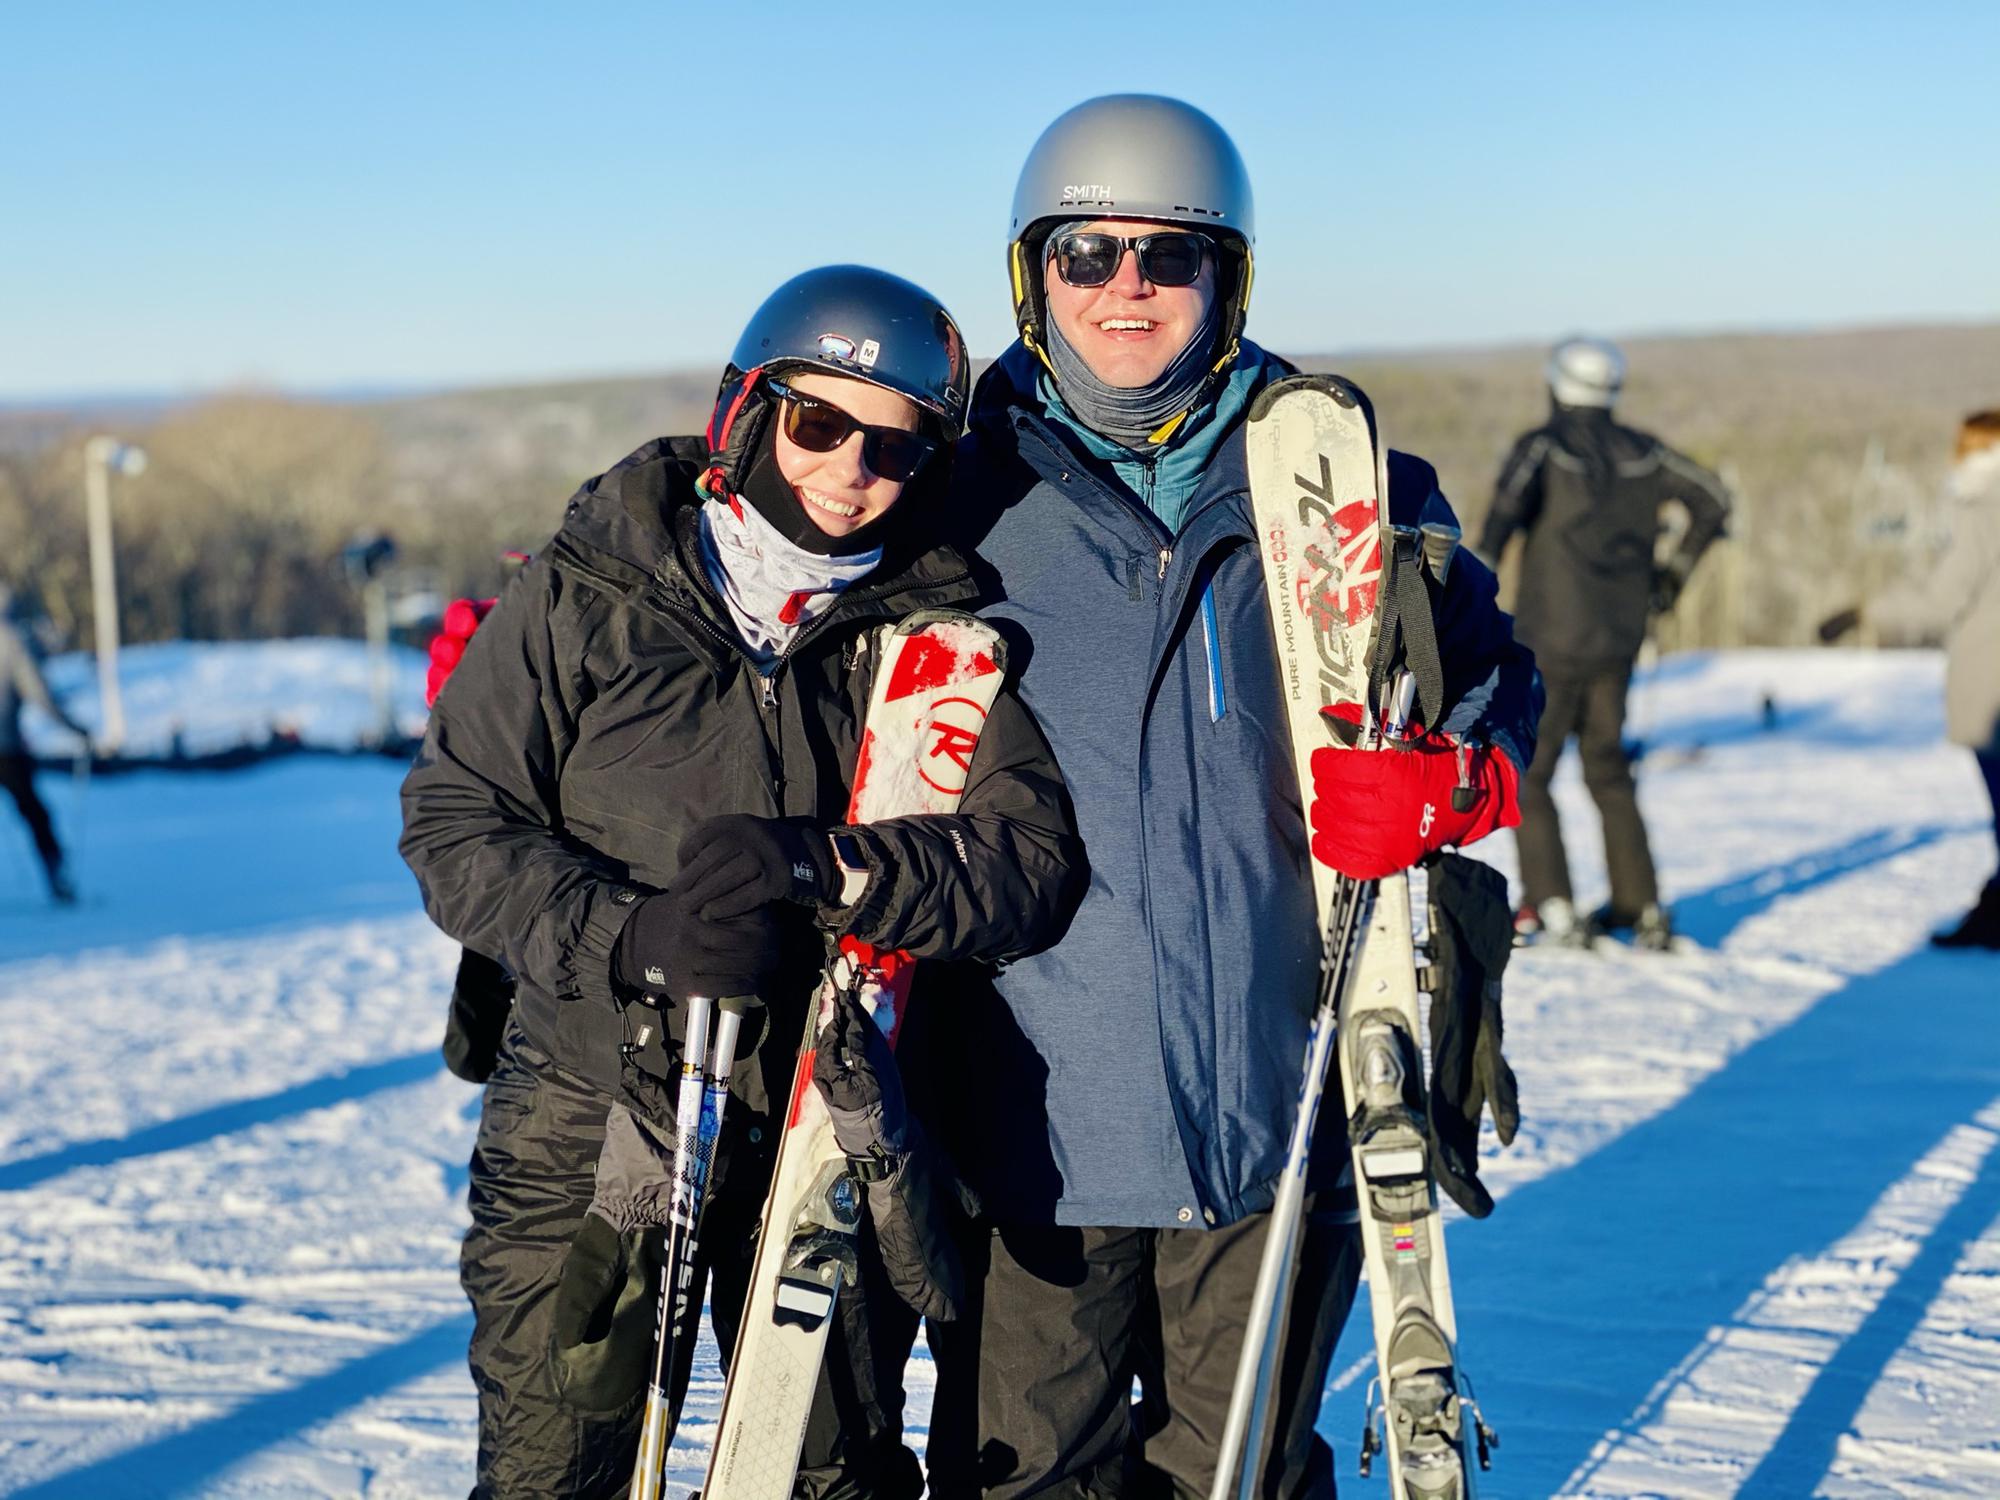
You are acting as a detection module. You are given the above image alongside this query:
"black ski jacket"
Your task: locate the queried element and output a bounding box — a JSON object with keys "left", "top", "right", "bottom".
{"left": 400, "top": 437, "right": 1080, "bottom": 1175}
{"left": 1478, "top": 405, "right": 1731, "bottom": 669}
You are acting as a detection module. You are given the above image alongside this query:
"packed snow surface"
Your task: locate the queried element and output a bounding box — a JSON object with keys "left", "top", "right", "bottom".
{"left": 2, "top": 643, "right": 1996, "bottom": 1497}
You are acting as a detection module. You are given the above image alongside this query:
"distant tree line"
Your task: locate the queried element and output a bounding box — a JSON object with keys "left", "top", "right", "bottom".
{"left": 1, "top": 327, "right": 1987, "bottom": 654}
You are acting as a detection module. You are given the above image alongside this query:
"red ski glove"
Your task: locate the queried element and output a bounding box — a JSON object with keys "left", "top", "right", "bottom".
{"left": 426, "top": 597, "right": 496, "bottom": 707}
{"left": 1309, "top": 733, "right": 1520, "bottom": 880}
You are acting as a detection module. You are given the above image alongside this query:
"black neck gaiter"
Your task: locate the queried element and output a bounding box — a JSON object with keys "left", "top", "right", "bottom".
{"left": 737, "top": 432, "right": 901, "bottom": 558}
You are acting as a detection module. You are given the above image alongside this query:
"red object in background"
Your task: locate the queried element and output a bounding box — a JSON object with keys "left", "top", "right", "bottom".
{"left": 425, "top": 597, "right": 496, "bottom": 707}
{"left": 1308, "top": 733, "right": 1520, "bottom": 880}
{"left": 429, "top": 633, "right": 466, "bottom": 673}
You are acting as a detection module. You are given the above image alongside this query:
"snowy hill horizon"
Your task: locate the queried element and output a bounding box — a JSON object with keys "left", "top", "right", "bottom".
{"left": 2, "top": 639, "right": 1996, "bottom": 1496}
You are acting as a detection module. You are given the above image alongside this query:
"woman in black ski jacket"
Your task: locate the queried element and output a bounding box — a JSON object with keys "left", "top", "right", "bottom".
{"left": 400, "top": 267, "right": 1079, "bottom": 1500}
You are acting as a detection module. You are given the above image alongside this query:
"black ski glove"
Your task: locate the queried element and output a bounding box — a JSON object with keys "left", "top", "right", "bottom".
{"left": 550, "top": 1102, "right": 674, "bottom": 1413}
{"left": 1424, "top": 852, "right": 1521, "bottom": 1219}
{"left": 812, "top": 978, "right": 977, "bottom": 1321}
{"left": 1650, "top": 559, "right": 1691, "bottom": 616}
{"left": 612, "top": 883, "right": 783, "bottom": 1004}
{"left": 676, "top": 814, "right": 839, "bottom": 918}
{"left": 812, "top": 979, "right": 913, "bottom": 1168}
{"left": 442, "top": 947, "right": 515, "bottom": 1084}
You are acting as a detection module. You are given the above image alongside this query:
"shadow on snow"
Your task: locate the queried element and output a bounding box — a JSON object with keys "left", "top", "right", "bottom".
{"left": 6, "top": 1315, "right": 473, "bottom": 1500}
{"left": 0, "top": 1050, "right": 447, "bottom": 1192}
{"left": 1320, "top": 937, "right": 2000, "bottom": 1496}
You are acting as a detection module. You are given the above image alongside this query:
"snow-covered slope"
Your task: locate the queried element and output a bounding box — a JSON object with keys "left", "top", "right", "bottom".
{"left": 2, "top": 643, "right": 1996, "bottom": 1497}
{"left": 24, "top": 641, "right": 431, "bottom": 760}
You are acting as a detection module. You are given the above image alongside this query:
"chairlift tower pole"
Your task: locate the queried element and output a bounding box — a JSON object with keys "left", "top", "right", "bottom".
{"left": 83, "top": 436, "right": 147, "bottom": 753}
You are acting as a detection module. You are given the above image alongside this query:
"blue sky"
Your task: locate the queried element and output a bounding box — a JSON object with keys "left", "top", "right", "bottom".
{"left": 3, "top": 0, "right": 1993, "bottom": 401}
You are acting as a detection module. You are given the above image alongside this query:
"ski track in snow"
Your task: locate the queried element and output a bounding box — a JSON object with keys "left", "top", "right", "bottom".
{"left": 3, "top": 645, "right": 1997, "bottom": 1498}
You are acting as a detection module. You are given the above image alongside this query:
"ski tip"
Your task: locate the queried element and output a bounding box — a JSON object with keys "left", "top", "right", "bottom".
{"left": 1248, "top": 372, "right": 1372, "bottom": 424}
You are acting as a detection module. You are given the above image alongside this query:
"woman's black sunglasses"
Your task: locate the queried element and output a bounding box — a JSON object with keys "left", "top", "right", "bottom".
{"left": 766, "top": 377, "right": 938, "bottom": 483}
{"left": 1051, "top": 230, "right": 1210, "bottom": 289}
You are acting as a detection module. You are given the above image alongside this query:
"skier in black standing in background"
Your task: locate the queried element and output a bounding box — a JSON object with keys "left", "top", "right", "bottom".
{"left": 0, "top": 583, "right": 90, "bottom": 905}
{"left": 1478, "top": 336, "right": 1732, "bottom": 949}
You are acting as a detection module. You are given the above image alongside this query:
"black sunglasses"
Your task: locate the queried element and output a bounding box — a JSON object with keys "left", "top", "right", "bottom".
{"left": 1051, "top": 230, "right": 1210, "bottom": 289}
{"left": 766, "top": 378, "right": 939, "bottom": 483}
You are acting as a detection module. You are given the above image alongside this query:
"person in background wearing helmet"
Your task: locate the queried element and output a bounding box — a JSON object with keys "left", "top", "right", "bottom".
{"left": 0, "top": 582, "right": 91, "bottom": 906}
{"left": 943, "top": 96, "right": 1540, "bottom": 1497}
{"left": 1478, "top": 337, "right": 1732, "bottom": 950}
{"left": 401, "top": 266, "right": 1079, "bottom": 1499}
{"left": 1819, "top": 409, "right": 2000, "bottom": 950}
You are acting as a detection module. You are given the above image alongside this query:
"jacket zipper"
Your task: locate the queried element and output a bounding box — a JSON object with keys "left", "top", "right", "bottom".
{"left": 662, "top": 564, "right": 976, "bottom": 811}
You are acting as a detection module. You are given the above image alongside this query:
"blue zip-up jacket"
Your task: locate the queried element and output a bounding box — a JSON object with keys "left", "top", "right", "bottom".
{"left": 944, "top": 341, "right": 1540, "bottom": 1230}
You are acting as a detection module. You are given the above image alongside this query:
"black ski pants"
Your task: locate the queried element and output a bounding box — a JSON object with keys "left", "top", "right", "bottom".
{"left": 462, "top": 1024, "right": 912, "bottom": 1499}
{"left": 1516, "top": 663, "right": 1659, "bottom": 916}
{"left": 960, "top": 1206, "right": 1360, "bottom": 1499}
{"left": 0, "top": 751, "right": 63, "bottom": 886}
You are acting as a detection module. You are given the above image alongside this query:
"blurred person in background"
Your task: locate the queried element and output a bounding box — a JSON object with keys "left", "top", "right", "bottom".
{"left": 1820, "top": 410, "right": 2000, "bottom": 950}
{"left": 0, "top": 582, "right": 91, "bottom": 905}
{"left": 1479, "top": 336, "right": 1732, "bottom": 950}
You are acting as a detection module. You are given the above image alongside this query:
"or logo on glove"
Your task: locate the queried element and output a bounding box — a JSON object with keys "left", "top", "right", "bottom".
{"left": 1308, "top": 732, "right": 1520, "bottom": 880}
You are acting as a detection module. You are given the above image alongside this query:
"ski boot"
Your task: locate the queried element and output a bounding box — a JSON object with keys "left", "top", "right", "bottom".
{"left": 1630, "top": 903, "right": 1675, "bottom": 952}
{"left": 46, "top": 859, "right": 77, "bottom": 907}
{"left": 1527, "top": 896, "right": 1591, "bottom": 950}
{"left": 1932, "top": 879, "right": 2000, "bottom": 951}
{"left": 1589, "top": 901, "right": 1674, "bottom": 951}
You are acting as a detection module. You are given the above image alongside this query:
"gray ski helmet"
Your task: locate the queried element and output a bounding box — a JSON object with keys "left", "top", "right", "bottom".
{"left": 1006, "top": 95, "right": 1255, "bottom": 366}
{"left": 726, "top": 264, "right": 969, "bottom": 429}
{"left": 1008, "top": 94, "right": 1254, "bottom": 247}
{"left": 1546, "top": 336, "right": 1627, "bottom": 408}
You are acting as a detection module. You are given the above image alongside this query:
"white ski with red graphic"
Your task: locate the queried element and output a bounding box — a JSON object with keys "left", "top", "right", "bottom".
{"left": 702, "top": 609, "right": 1006, "bottom": 1500}
{"left": 1214, "top": 374, "right": 1493, "bottom": 1500}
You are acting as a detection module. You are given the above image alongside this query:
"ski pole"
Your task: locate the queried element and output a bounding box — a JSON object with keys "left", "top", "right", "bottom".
{"left": 1209, "top": 873, "right": 1370, "bottom": 1500}
{"left": 630, "top": 993, "right": 712, "bottom": 1500}
{"left": 630, "top": 991, "right": 758, "bottom": 1500}
{"left": 1211, "top": 670, "right": 1411, "bottom": 1500}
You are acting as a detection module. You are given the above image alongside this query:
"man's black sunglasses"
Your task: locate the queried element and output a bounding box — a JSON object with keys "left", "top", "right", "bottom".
{"left": 766, "top": 377, "right": 939, "bottom": 483}
{"left": 1051, "top": 230, "right": 1210, "bottom": 289}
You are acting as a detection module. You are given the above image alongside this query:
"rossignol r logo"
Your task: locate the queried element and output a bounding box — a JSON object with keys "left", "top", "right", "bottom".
{"left": 917, "top": 696, "right": 990, "bottom": 796}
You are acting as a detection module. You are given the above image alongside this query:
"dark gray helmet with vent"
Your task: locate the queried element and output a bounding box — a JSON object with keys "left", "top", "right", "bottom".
{"left": 727, "top": 264, "right": 969, "bottom": 429}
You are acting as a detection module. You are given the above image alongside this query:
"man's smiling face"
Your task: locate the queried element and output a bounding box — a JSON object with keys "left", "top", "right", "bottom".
{"left": 1042, "top": 217, "right": 1217, "bottom": 390}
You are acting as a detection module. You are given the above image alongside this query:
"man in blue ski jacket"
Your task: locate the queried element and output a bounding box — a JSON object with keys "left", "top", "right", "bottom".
{"left": 937, "top": 96, "right": 1541, "bottom": 1497}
